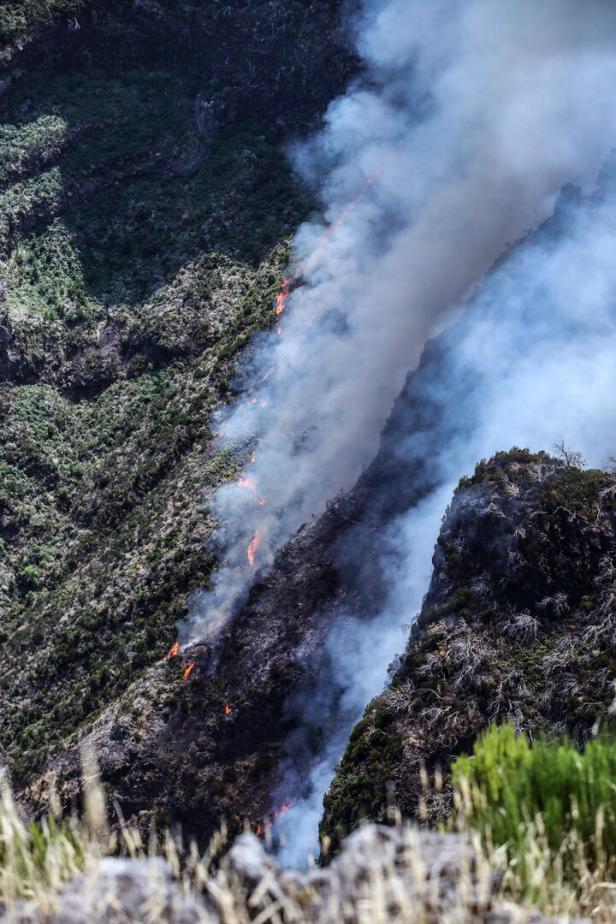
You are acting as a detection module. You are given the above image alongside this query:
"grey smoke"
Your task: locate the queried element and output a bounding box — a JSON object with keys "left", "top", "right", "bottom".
{"left": 178, "top": 0, "right": 616, "bottom": 866}
{"left": 275, "top": 170, "right": 616, "bottom": 866}
{"left": 182, "top": 0, "right": 616, "bottom": 645}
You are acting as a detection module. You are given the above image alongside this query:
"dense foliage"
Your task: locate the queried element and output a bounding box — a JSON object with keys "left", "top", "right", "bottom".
{"left": 453, "top": 723, "right": 616, "bottom": 896}
{"left": 0, "top": 0, "right": 86, "bottom": 46}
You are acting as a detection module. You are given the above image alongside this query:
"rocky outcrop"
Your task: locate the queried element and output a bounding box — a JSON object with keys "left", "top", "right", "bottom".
{"left": 0, "top": 825, "right": 579, "bottom": 923}
{"left": 321, "top": 450, "right": 616, "bottom": 852}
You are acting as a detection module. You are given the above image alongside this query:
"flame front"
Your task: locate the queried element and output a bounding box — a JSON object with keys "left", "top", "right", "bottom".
{"left": 165, "top": 641, "right": 180, "bottom": 660}
{"left": 274, "top": 278, "right": 291, "bottom": 316}
{"left": 224, "top": 704, "right": 234, "bottom": 716}
{"left": 183, "top": 661, "right": 196, "bottom": 681}
{"left": 255, "top": 800, "right": 297, "bottom": 837}
{"left": 247, "top": 531, "right": 262, "bottom": 567}
{"left": 238, "top": 476, "right": 256, "bottom": 490}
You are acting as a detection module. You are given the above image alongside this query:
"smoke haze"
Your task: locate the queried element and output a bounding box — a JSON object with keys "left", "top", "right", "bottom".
{"left": 182, "top": 0, "right": 616, "bottom": 645}
{"left": 276, "top": 169, "right": 616, "bottom": 865}
{"left": 178, "top": 0, "right": 616, "bottom": 866}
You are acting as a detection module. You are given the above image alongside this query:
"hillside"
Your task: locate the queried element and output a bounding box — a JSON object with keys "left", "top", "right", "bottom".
{"left": 0, "top": 0, "right": 353, "bottom": 787}
{"left": 3, "top": 6, "right": 616, "bottom": 922}
{"left": 321, "top": 449, "right": 616, "bottom": 851}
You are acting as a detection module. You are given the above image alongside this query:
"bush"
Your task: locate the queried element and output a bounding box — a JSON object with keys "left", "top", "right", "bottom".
{"left": 452, "top": 723, "right": 616, "bottom": 906}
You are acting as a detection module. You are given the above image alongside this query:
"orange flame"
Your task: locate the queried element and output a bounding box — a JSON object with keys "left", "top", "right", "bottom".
{"left": 257, "top": 497, "right": 266, "bottom": 507}
{"left": 165, "top": 641, "right": 180, "bottom": 660}
{"left": 274, "top": 278, "right": 291, "bottom": 316}
{"left": 247, "top": 531, "right": 262, "bottom": 567}
{"left": 255, "top": 800, "right": 297, "bottom": 837}
{"left": 183, "top": 661, "right": 196, "bottom": 681}
{"left": 238, "top": 476, "right": 257, "bottom": 490}
{"left": 274, "top": 801, "right": 296, "bottom": 820}
{"left": 224, "top": 704, "right": 234, "bottom": 716}
{"left": 250, "top": 451, "right": 257, "bottom": 465}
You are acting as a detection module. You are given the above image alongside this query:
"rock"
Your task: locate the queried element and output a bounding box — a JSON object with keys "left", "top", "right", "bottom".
{"left": 0, "top": 826, "right": 587, "bottom": 923}
{"left": 2, "top": 859, "right": 213, "bottom": 923}
{"left": 217, "top": 825, "right": 582, "bottom": 924}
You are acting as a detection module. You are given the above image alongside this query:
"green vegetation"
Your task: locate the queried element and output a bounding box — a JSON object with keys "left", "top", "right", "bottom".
{"left": 0, "top": 46, "right": 309, "bottom": 783}
{"left": 0, "top": 1, "right": 87, "bottom": 47}
{"left": 320, "top": 708, "right": 402, "bottom": 855}
{"left": 453, "top": 723, "right": 616, "bottom": 911}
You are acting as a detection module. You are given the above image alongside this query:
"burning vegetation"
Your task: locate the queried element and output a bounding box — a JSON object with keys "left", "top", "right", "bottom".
{"left": 247, "top": 531, "right": 263, "bottom": 567}
{"left": 274, "top": 277, "right": 292, "bottom": 316}
{"left": 255, "top": 800, "right": 297, "bottom": 838}
{"left": 183, "top": 661, "right": 196, "bottom": 682}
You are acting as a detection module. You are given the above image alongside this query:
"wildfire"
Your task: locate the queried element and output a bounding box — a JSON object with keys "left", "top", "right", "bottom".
{"left": 255, "top": 801, "right": 297, "bottom": 837}
{"left": 224, "top": 704, "right": 234, "bottom": 716}
{"left": 258, "top": 497, "right": 266, "bottom": 507}
{"left": 183, "top": 661, "right": 196, "bottom": 681}
{"left": 165, "top": 641, "right": 180, "bottom": 660}
{"left": 274, "top": 277, "right": 291, "bottom": 316}
{"left": 247, "top": 531, "right": 263, "bottom": 567}
{"left": 238, "top": 476, "right": 257, "bottom": 490}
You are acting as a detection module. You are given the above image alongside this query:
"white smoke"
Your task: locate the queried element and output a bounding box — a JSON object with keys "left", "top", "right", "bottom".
{"left": 178, "top": 0, "right": 616, "bottom": 868}
{"left": 181, "top": 0, "right": 616, "bottom": 646}
{"left": 275, "top": 171, "right": 616, "bottom": 866}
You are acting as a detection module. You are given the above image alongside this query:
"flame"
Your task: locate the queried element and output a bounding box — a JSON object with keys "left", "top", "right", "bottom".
{"left": 224, "top": 704, "right": 234, "bottom": 716}
{"left": 183, "top": 661, "right": 196, "bottom": 681}
{"left": 255, "top": 800, "right": 297, "bottom": 837}
{"left": 250, "top": 451, "right": 257, "bottom": 464}
{"left": 165, "top": 641, "right": 180, "bottom": 660}
{"left": 247, "top": 531, "right": 263, "bottom": 567}
{"left": 274, "top": 277, "right": 291, "bottom": 316}
{"left": 269, "top": 171, "right": 382, "bottom": 336}
{"left": 257, "top": 497, "right": 266, "bottom": 507}
{"left": 238, "top": 476, "right": 256, "bottom": 490}
{"left": 274, "top": 801, "right": 296, "bottom": 820}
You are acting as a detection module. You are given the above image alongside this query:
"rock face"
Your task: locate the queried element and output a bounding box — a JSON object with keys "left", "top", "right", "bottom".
{"left": 0, "top": 825, "right": 577, "bottom": 923}
{"left": 321, "top": 450, "right": 616, "bottom": 852}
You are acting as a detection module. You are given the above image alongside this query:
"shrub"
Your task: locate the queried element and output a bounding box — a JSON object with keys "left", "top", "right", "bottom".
{"left": 452, "top": 723, "right": 616, "bottom": 908}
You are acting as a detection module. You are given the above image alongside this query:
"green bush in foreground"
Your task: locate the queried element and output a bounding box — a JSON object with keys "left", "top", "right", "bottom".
{"left": 452, "top": 722, "right": 616, "bottom": 905}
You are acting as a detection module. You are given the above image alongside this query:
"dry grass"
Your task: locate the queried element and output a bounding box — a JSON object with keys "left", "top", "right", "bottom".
{"left": 1, "top": 748, "right": 615, "bottom": 922}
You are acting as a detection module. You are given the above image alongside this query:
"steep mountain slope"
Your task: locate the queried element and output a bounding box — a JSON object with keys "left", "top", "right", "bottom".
{"left": 0, "top": 0, "right": 353, "bottom": 782}
{"left": 20, "top": 326, "right": 460, "bottom": 843}
{"left": 5, "top": 0, "right": 616, "bottom": 873}
{"left": 321, "top": 449, "right": 616, "bottom": 852}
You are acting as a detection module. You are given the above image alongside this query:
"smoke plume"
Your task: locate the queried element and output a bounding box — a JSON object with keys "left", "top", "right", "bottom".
{"left": 182, "top": 0, "right": 616, "bottom": 645}
{"left": 179, "top": 0, "right": 616, "bottom": 865}
{"left": 275, "top": 166, "right": 616, "bottom": 866}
